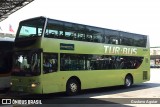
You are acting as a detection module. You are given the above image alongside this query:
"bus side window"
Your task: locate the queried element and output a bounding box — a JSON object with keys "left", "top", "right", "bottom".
{"left": 43, "top": 53, "right": 58, "bottom": 74}
{"left": 58, "top": 31, "right": 64, "bottom": 39}
{"left": 104, "top": 36, "right": 109, "bottom": 44}
{"left": 107, "top": 36, "right": 119, "bottom": 45}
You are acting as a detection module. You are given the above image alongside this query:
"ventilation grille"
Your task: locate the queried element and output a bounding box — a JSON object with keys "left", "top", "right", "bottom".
{"left": 143, "top": 71, "right": 148, "bottom": 80}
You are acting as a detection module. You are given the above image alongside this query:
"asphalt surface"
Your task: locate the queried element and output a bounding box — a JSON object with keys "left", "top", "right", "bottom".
{"left": 0, "top": 69, "right": 160, "bottom": 107}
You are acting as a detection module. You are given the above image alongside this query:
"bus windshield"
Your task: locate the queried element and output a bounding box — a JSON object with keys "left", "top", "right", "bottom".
{"left": 17, "top": 17, "right": 45, "bottom": 38}
{"left": 12, "top": 51, "right": 41, "bottom": 76}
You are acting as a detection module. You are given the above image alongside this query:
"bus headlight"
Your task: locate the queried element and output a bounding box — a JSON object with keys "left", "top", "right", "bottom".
{"left": 10, "top": 82, "right": 13, "bottom": 86}
{"left": 31, "top": 83, "right": 39, "bottom": 88}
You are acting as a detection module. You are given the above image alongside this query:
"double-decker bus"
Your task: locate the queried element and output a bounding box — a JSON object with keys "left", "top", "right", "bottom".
{"left": 0, "top": 37, "right": 14, "bottom": 90}
{"left": 11, "top": 16, "right": 150, "bottom": 95}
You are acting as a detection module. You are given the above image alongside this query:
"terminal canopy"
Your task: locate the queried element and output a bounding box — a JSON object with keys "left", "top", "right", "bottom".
{"left": 0, "top": 0, "right": 34, "bottom": 22}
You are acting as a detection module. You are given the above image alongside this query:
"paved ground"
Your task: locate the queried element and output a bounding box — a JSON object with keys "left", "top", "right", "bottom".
{"left": 0, "top": 69, "right": 160, "bottom": 107}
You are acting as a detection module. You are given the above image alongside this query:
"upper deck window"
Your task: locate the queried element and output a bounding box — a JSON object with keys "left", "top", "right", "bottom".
{"left": 45, "top": 20, "right": 63, "bottom": 38}
{"left": 105, "top": 30, "right": 120, "bottom": 45}
{"left": 43, "top": 18, "right": 147, "bottom": 47}
{"left": 17, "top": 17, "right": 45, "bottom": 38}
{"left": 133, "top": 34, "right": 147, "bottom": 47}
{"left": 120, "top": 32, "right": 134, "bottom": 46}
{"left": 86, "top": 26, "right": 104, "bottom": 43}
{"left": 119, "top": 32, "right": 147, "bottom": 47}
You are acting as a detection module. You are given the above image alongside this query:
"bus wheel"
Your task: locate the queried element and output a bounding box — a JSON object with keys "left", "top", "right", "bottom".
{"left": 124, "top": 75, "right": 133, "bottom": 88}
{"left": 66, "top": 79, "right": 80, "bottom": 96}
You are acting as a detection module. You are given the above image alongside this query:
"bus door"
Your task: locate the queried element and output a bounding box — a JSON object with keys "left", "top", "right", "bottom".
{"left": 42, "top": 53, "right": 58, "bottom": 93}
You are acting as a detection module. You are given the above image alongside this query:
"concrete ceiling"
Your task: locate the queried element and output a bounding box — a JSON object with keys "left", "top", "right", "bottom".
{"left": 0, "top": 0, "right": 34, "bottom": 22}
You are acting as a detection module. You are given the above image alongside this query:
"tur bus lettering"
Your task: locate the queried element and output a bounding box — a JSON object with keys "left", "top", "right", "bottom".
{"left": 104, "top": 46, "right": 137, "bottom": 55}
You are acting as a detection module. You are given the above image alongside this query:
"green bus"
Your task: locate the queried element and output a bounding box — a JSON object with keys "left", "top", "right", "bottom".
{"left": 11, "top": 16, "right": 150, "bottom": 95}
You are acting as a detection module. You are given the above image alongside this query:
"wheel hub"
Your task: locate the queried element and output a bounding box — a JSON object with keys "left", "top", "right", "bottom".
{"left": 126, "top": 78, "right": 131, "bottom": 86}
{"left": 70, "top": 83, "right": 77, "bottom": 92}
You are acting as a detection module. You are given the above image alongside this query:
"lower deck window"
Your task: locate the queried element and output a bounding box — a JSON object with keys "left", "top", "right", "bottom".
{"left": 60, "top": 53, "right": 143, "bottom": 71}
{"left": 43, "top": 53, "right": 58, "bottom": 74}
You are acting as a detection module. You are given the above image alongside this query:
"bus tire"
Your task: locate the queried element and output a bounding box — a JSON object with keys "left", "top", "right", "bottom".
{"left": 66, "top": 79, "right": 80, "bottom": 96}
{"left": 124, "top": 75, "right": 133, "bottom": 88}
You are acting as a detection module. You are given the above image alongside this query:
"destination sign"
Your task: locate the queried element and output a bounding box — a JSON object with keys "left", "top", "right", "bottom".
{"left": 60, "top": 43, "right": 74, "bottom": 50}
